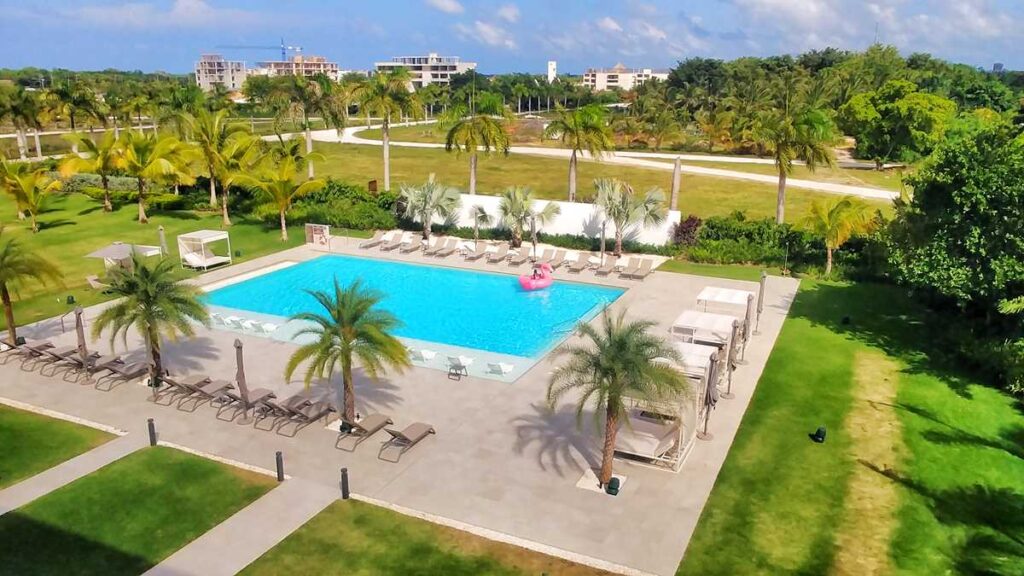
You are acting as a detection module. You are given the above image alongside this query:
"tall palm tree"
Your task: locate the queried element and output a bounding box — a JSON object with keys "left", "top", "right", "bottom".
{"left": 92, "top": 254, "right": 209, "bottom": 392}
{"left": 543, "top": 105, "right": 613, "bottom": 202}
{"left": 180, "top": 108, "right": 249, "bottom": 208}
{"left": 0, "top": 158, "right": 29, "bottom": 220}
{"left": 547, "top": 310, "right": 689, "bottom": 486}
{"left": 802, "top": 196, "right": 874, "bottom": 276}
{"left": 0, "top": 226, "right": 63, "bottom": 345}
{"left": 595, "top": 178, "right": 667, "bottom": 256}
{"left": 356, "top": 68, "right": 422, "bottom": 192}
{"left": 7, "top": 168, "right": 62, "bottom": 233}
{"left": 6, "top": 88, "right": 42, "bottom": 160}
{"left": 118, "top": 132, "right": 195, "bottom": 224}
{"left": 285, "top": 279, "right": 410, "bottom": 422}
{"left": 498, "top": 185, "right": 560, "bottom": 248}
{"left": 756, "top": 108, "right": 837, "bottom": 224}
{"left": 47, "top": 80, "right": 106, "bottom": 152}
{"left": 60, "top": 131, "right": 122, "bottom": 212}
{"left": 211, "top": 132, "right": 263, "bottom": 227}
{"left": 397, "top": 179, "right": 462, "bottom": 240}
{"left": 229, "top": 157, "right": 326, "bottom": 241}
{"left": 645, "top": 109, "right": 682, "bottom": 152}
{"left": 694, "top": 107, "right": 734, "bottom": 152}
{"left": 444, "top": 108, "right": 511, "bottom": 196}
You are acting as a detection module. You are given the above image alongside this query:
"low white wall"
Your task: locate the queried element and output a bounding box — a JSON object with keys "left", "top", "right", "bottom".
{"left": 439, "top": 193, "right": 680, "bottom": 245}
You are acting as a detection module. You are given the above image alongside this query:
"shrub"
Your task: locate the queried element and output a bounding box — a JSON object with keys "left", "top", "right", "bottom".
{"left": 672, "top": 215, "right": 701, "bottom": 246}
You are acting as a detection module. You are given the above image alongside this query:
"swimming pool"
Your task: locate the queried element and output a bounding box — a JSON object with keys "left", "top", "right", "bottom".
{"left": 204, "top": 255, "right": 624, "bottom": 358}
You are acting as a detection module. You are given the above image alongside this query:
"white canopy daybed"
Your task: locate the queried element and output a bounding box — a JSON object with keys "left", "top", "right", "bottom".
{"left": 178, "top": 230, "right": 232, "bottom": 271}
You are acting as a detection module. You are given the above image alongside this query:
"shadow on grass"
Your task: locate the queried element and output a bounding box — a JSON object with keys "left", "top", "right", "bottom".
{"left": 77, "top": 205, "right": 104, "bottom": 217}
{"left": 159, "top": 210, "right": 202, "bottom": 221}
{"left": 0, "top": 512, "right": 154, "bottom": 576}
{"left": 37, "top": 218, "right": 76, "bottom": 231}
{"left": 885, "top": 400, "right": 1024, "bottom": 461}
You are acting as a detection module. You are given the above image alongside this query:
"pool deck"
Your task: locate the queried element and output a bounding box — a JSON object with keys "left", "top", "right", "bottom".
{"left": 0, "top": 240, "right": 799, "bottom": 576}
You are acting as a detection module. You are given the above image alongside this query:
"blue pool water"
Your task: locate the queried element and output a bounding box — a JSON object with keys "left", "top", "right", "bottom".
{"left": 205, "top": 255, "right": 624, "bottom": 357}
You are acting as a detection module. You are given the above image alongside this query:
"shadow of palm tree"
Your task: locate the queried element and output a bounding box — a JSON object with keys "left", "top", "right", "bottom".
{"left": 511, "top": 402, "right": 598, "bottom": 478}
{"left": 883, "top": 400, "right": 1024, "bottom": 461}
{"left": 159, "top": 337, "right": 221, "bottom": 373}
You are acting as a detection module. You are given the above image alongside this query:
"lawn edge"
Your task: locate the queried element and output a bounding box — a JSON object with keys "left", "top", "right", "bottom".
{"left": 157, "top": 440, "right": 285, "bottom": 480}
{"left": 0, "top": 396, "right": 127, "bottom": 436}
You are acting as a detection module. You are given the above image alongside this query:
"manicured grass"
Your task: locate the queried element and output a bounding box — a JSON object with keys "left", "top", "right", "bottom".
{"left": 240, "top": 500, "right": 609, "bottom": 576}
{"left": 0, "top": 404, "right": 113, "bottom": 489}
{"left": 677, "top": 281, "right": 1024, "bottom": 575}
{"left": 658, "top": 260, "right": 780, "bottom": 282}
{"left": 314, "top": 143, "right": 890, "bottom": 222}
{"left": 0, "top": 446, "right": 276, "bottom": 576}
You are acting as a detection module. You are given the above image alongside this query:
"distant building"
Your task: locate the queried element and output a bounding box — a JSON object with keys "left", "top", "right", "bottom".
{"left": 547, "top": 61, "right": 557, "bottom": 83}
{"left": 993, "top": 62, "right": 1005, "bottom": 73}
{"left": 582, "top": 63, "right": 670, "bottom": 91}
{"left": 253, "top": 55, "right": 341, "bottom": 81}
{"left": 374, "top": 52, "right": 477, "bottom": 90}
{"left": 194, "top": 54, "right": 248, "bottom": 92}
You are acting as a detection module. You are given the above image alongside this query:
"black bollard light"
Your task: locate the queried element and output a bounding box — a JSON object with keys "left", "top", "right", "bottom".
{"left": 147, "top": 418, "right": 157, "bottom": 446}
{"left": 340, "top": 467, "right": 350, "bottom": 500}
{"left": 275, "top": 451, "right": 284, "bottom": 482}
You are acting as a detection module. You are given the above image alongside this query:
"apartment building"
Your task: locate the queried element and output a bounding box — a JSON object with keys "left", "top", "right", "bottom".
{"left": 194, "top": 54, "right": 249, "bottom": 92}
{"left": 253, "top": 55, "right": 341, "bottom": 81}
{"left": 582, "top": 63, "right": 670, "bottom": 91}
{"left": 374, "top": 52, "right": 477, "bottom": 90}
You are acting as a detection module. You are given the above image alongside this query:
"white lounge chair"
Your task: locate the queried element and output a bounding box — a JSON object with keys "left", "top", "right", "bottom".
{"left": 223, "top": 316, "right": 245, "bottom": 330}
{"left": 446, "top": 355, "right": 473, "bottom": 377}
{"left": 487, "top": 362, "right": 514, "bottom": 375}
{"left": 243, "top": 320, "right": 278, "bottom": 335}
{"left": 408, "top": 348, "right": 437, "bottom": 362}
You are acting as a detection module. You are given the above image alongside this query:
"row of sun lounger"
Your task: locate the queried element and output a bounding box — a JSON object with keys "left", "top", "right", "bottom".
{"left": 3, "top": 338, "right": 149, "bottom": 388}
{"left": 210, "top": 312, "right": 279, "bottom": 335}
{"left": 407, "top": 347, "right": 515, "bottom": 378}
{"left": 360, "top": 231, "right": 656, "bottom": 280}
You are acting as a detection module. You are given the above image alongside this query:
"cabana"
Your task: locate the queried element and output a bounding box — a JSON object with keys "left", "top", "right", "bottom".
{"left": 669, "top": 309, "right": 738, "bottom": 348}
{"left": 178, "top": 230, "right": 232, "bottom": 271}
{"left": 86, "top": 242, "right": 162, "bottom": 271}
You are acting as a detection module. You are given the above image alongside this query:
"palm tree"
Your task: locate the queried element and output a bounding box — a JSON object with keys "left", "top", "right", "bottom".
{"left": 756, "top": 108, "right": 837, "bottom": 224}
{"left": 694, "top": 107, "right": 734, "bottom": 152}
{"left": 92, "top": 254, "right": 209, "bottom": 393}
{"left": 398, "top": 179, "right": 462, "bottom": 240}
{"left": 547, "top": 310, "right": 689, "bottom": 486}
{"left": 512, "top": 83, "right": 529, "bottom": 114}
{"left": 118, "top": 131, "right": 195, "bottom": 224}
{"left": 47, "top": 81, "right": 106, "bottom": 152}
{"left": 469, "top": 204, "right": 492, "bottom": 242}
{"left": 60, "top": 131, "right": 121, "bottom": 212}
{"left": 595, "top": 179, "right": 667, "bottom": 256}
{"left": 0, "top": 158, "right": 29, "bottom": 220}
{"left": 444, "top": 109, "right": 510, "bottom": 196}
{"left": 0, "top": 226, "right": 63, "bottom": 345}
{"left": 7, "top": 168, "right": 62, "bottom": 233}
{"left": 211, "top": 132, "right": 263, "bottom": 227}
{"left": 802, "top": 196, "right": 874, "bottom": 276}
{"left": 6, "top": 87, "right": 42, "bottom": 160}
{"left": 181, "top": 108, "right": 249, "bottom": 208}
{"left": 543, "top": 105, "right": 613, "bottom": 202}
{"left": 356, "top": 68, "right": 422, "bottom": 192}
{"left": 498, "top": 186, "right": 560, "bottom": 248}
{"left": 645, "top": 109, "right": 682, "bottom": 152}
{"left": 229, "top": 157, "right": 326, "bottom": 241}
{"left": 285, "top": 279, "right": 410, "bottom": 422}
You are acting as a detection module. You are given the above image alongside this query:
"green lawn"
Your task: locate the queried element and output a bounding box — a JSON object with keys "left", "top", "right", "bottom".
{"left": 240, "top": 500, "right": 609, "bottom": 576}
{"left": 676, "top": 280, "right": 1024, "bottom": 575}
{"left": 0, "top": 404, "right": 113, "bottom": 489}
{"left": 0, "top": 446, "right": 276, "bottom": 576}
{"left": 657, "top": 260, "right": 780, "bottom": 282}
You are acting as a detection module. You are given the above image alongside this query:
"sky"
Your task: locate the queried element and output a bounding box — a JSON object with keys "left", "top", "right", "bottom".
{"left": 1, "top": 0, "right": 1022, "bottom": 75}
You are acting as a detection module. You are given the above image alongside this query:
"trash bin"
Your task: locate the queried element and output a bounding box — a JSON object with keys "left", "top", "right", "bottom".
{"left": 605, "top": 477, "right": 621, "bottom": 496}
{"left": 368, "top": 179, "right": 378, "bottom": 193}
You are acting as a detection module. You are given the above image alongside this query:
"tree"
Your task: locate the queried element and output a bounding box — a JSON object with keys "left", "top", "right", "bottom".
{"left": 444, "top": 107, "right": 511, "bottom": 196}
{"left": 6, "top": 167, "right": 62, "bottom": 232}
{"left": 0, "top": 159, "right": 29, "bottom": 220}
{"left": 547, "top": 309, "right": 688, "bottom": 486}
{"left": 2, "top": 87, "right": 42, "bottom": 160}
{"left": 356, "top": 68, "right": 422, "bottom": 192}
{"left": 230, "top": 157, "right": 326, "bottom": 241}
{"left": 694, "top": 107, "right": 734, "bottom": 152}
{"left": 645, "top": 109, "right": 682, "bottom": 151}
{"left": 92, "top": 254, "right": 209, "bottom": 393}
{"left": 498, "top": 186, "right": 560, "bottom": 248}
{"left": 180, "top": 108, "right": 248, "bottom": 207}
{"left": 118, "top": 132, "right": 195, "bottom": 224}
{"left": 46, "top": 80, "right": 106, "bottom": 152}
{"left": 469, "top": 204, "right": 492, "bottom": 242}
{"left": 284, "top": 279, "right": 410, "bottom": 422}
{"left": 397, "top": 179, "right": 461, "bottom": 240}
{"left": 60, "top": 131, "right": 121, "bottom": 212}
{"left": 543, "top": 105, "right": 613, "bottom": 202}
{"left": 211, "top": 132, "right": 263, "bottom": 227}
{"left": 594, "top": 178, "right": 667, "bottom": 256}
{"left": 755, "top": 108, "right": 837, "bottom": 223}
{"left": 802, "top": 196, "right": 874, "bottom": 276}
{"left": 0, "top": 226, "right": 63, "bottom": 345}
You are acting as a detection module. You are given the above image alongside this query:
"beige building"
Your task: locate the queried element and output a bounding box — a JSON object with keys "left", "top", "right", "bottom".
{"left": 374, "top": 52, "right": 476, "bottom": 90}
{"left": 194, "top": 54, "right": 249, "bottom": 92}
{"left": 582, "top": 63, "right": 670, "bottom": 91}
{"left": 254, "top": 55, "right": 341, "bottom": 81}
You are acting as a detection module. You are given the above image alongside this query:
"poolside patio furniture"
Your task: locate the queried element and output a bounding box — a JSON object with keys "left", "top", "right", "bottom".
{"left": 670, "top": 310, "right": 738, "bottom": 348}
{"left": 408, "top": 348, "right": 437, "bottom": 362}
{"left": 86, "top": 243, "right": 161, "bottom": 272}
{"left": 400, "top": 238, "right": 425, "bottom": 253}
{"left": 219, "top": 339, "right": 275, "bottom": 422}
{"left": 487, "top": 362, "right": 514, "bottom": 375}
{"left": 423, "top": 237, "right": 448, "bottom": 256}
{"left": 178, "top": 230, "right": 232, "bottom": 271}
{"left": 276, "top": 400, "right": 335, "bottom": 436}
{"left": 464, "top": 241, "right": 489, "bottom": 261}
{"left": 628, "top": 259, "right": 655, "bottom": 280}
{"left": 486, "top": 242, "right": 509, "bottom": 263}
{"left": 535, "top": 249, "right": 554, "bottom": 265}
{"left": 253, "top": 394, "right": 309, "bottom": 431}
{"left": 548, "top": 250, "right": 567, "bottom": 269}
{"left": 380, "top": 232, "right": 407, "bottom": 251}
{"left": 567, "top": 252, "right": 591, "bottom": 274}
{"left": 1, "top": 339, "right": 54, "bottom": 363}
{"left": 379, "top": 423, "right": 436, "bottom": 462}
{"left": 85, "top": 275, "right": 112, "bottom": 293}
{"left": 336, "top": 413, "right": 394, "bottom": 451}
{"left": 34, "top": 344, "right": 89, "bottom": 373}
{"left": 242, "top": 319, "right": 278, "bottom": 335}
{"left": 92, "top": 357, "right": 149, "bottom": 389}
{"left": 174, "top": 376, "right": 234, "bottom": 410}
{"left": 434, "top": 238, "right": 460, "bottom": 258}
{"left": 358, "top": 230, "right": 387, "bottom": 248}
{"left": 619, "top": 258, "right": 639, "bottom": 277}
{"left": 508, "top": 246, "right": 532, "bottom": 266}
{"left": 446, "top": 355, "right": 473, "bottom": 379}
{"left": 595, "top": 255, "right": 619, "bottom": 276}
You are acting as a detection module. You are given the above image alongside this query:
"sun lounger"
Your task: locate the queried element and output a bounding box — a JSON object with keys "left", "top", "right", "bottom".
{"left": 433, "top": 238, "right": 460, "bottom": 258}
{"left": 446, "top": 355, "right": 473, "bottom": 378}
{"left": 408, "top": 347, "right": 437, "bottom": 362}
{"left": 37, "top": 345, "right": 97, "bottom": 372}
{"left": 567, "top": 252, "right": 592, "bottom": 273}
{"left": 378, "top": 423, "right": 436, "bottom": 462}
{"left": 619, "top": 257, "right": 640, "bottom": 278}
{"left": 336, "top": 413, "right": 394, "bottom": 451}
{"left": 358, "top": 230, "right": 386, "bottom": 248}
{"left": 487, "top": 362, "right": 514, "bottom": 375}
{"left": 2, "top": 339, "right": 54, "bottom": 362}
{"left": 535, "top": 249, "right": 554, "bottom": 265}
{"left": 486, "top": 242, "right": 509, "bottom": 263}
{"left": 253, "top": 393, "right": 309, "bottom": 430}
{"left": 464, "top": 241, "right": 489, "bottom": 261}
{"left": 271, "top": 400, "right": 335, "bottom": 436}
{"left": 400, "top": 238, "right": 425, "bottom": 253}
{"left": 423, "top": 237, "right": 448, "bottom": 256}
{"left": 380, "top": 233, "right": 407, "bottom": 251}
{"left": 219, "top": 375, "right": 276, "bottom": 422}
{"left": 91, "top": 356, "right": 149, "bottom": 388}
{"left": 548, "top": 250, "right": 567, "bottom": 269}
{"left": 625, "top": 259, "right": 654, "bottom": 280}
{"left": 242, "top": 319, "right": 278, "bottom": 335}
{"left": 595, "top": 255, "right": 619, "bottom": 276}
{"left": 507, "top": 246, "right": 530, "bottom": 266}
{"left": 172, "top": 375, "right": 234, "bottom": 410}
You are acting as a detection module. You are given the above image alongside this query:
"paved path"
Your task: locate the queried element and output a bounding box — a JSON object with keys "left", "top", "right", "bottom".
{"left": 0, "top": 433, "right": 146, "bottom": 515}
{"left": 144, "top": 478, "right": 338, "bottom": 576}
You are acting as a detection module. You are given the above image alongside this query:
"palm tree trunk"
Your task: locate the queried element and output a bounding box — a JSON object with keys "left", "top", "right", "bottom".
{"left": 469, "top": 153, "right": 477, "bottom": 196}
{"left": 775, "top": 169, "right": 787, "bottom": 224}
{"left": 382, "top": 121, "right": 391, "bottom": 192}
{"left": 517, "top": 97, "right": 522, "bottom": 114}
{"left": 568, "top": 150, "right": 578, "bottom": 202}
{"left": 825, "top": 247, "right": 833, "bottom": 277}
{"left": 342, "top": 362, "right": 356, "bottom": 422}
{"left": 137, "top": 178, "right": 148, "bottom": 224}
{"left": 2, "top": 283, "right": 17, "bottom": 346}
{"left": 279, "top": 210, "right": 289, "bottom": 241}
{"left": 33, "top": 130, "right": 42, "bottom": 158}
{"left": 15, "top": 129, "right": 27, "bottom": 160}
{"left": 305, "top": 126, "right": 315, "bottom": 179}
{"left": 221, "top": 187, "right": 232, "bottom": 227}
{"left": 473, "top": 221, "right": 479, "bottom": 242}
{"left": 30, "top": 212, "right": 38, "bottom": 233}
{"left": 599, "top": 404, "right": 618, "bottom": 486}
{"left": 615, "top": 229, "right": 623, "bottom": 256}
{"left": 101, "top": 174, "right": 112, "bottom": 212}
{"left": 113, "top": 119, "right": 120, "bottom": 139}
{"left": 148, "top": 328, "right": 163, "bottom": 397}
{"left": 208, "top": 174, "right": 218, "bottom": 208}
{"left": 70, "top": 115, "right": 80, "bottom": 155}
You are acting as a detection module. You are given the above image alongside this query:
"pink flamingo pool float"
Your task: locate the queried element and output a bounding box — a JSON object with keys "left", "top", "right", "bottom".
{"left": 519, "top": 262, "right": 554, "bottom": 291}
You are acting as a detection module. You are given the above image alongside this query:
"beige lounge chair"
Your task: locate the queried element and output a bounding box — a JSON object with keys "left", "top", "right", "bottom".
{"left": 486, "top": 242, "right": 509, "bottom": 263}
{"left": 549, "top": 250, "right": 567, "bottom": 269}
{"left": 433, "top": 238, "right": 460, "bottom": 258}
{"left": 535, "top": 248, "right": 554, "bottom": 265}
{"left": 567, "top": 252, "right": 591, "bottom": 273}
{"left": 508, "top": 246, "right": 532, "bottom": 266}
{"left": 464, "top": 241, "right": 489, "bottom": 261}
{"left": 595, "top": 255, "right": 619, "bottom": 276}
{"left": 626, "top": 259, "right": 655, "bottom": 280}
{"left": 358, "top": 230, "right": 386, "bottom": 248}
{"left": 380, "top": 233, "right": 407, "bottom": 251}
{"left": 619, "top": 257, "right": 640, "bottom": 278}
{"left": 378, "top": 422, "right": 436, "bottom": 462}
{"left": 400, "top": 238, "right": 425, "bottom": 253}
{"left": 336, "top": 413, "right": 394, "bottom": 451}
{"left": 423, "top": 237, "right": 448, "bottom": 256}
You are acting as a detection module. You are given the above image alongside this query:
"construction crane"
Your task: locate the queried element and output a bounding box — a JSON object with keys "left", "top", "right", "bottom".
{"left": 216, "top": 39, "right": 303, "bottom": 61}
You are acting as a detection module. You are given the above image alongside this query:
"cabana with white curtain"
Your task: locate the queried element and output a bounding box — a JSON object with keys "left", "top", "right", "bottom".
{"left": 86, "top": 242, "right": 162, "bottom": 271}
{"left": 177, "top": 230, "right": 232, "bottom": 271}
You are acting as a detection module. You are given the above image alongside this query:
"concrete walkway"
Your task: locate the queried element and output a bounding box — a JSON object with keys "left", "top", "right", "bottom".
{"left": 144, "top": 478, "right": 338, "bottom": 576}
{"left": 0, "top": 433, "right": 146, "bottom": 515}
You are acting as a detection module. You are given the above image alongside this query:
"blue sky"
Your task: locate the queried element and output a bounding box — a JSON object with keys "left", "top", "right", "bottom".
{"left": 2, "top": 0, "right": 1022, "bottom": 74}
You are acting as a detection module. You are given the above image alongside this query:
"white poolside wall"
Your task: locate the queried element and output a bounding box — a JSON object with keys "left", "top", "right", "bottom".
{"left": 444, "top": 193, "right": 682, "bottom": 245}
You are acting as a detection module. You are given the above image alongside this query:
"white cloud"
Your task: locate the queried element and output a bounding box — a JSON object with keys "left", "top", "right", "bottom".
{"left": 497, "top": 3, "right": 520, "bottom": 23}
{"left": 455, "top": 20, "right": 518, "bottom": 49}
{"left": 597, "top": 16, "right": 623, "bottom": 32}
{"left": 71, "top": 0, "right": 264, "bottom": 28}
{"left": 634, "top": 20, "right": 667, "bottom": 41}
{"left": 425, "top": 0, "right": 464, "bottom": 14}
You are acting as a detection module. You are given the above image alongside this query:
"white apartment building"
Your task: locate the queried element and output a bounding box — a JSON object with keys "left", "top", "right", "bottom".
{"left": 582, "top": 63, "right": 670, "bottom": 91}
{"left": 194, "top": 54, "right": 248, "bottom": 92}
{"left": 374, "top": 52, "right": 477, "bottom": 90}
{"left": 547, "top": 60, "right": 557, "bottom": 83}
{"left": 254, "top": 55, "right": 341, "bottom": 81}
